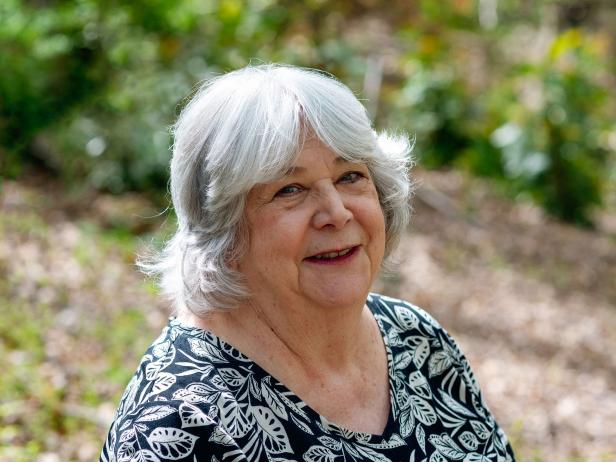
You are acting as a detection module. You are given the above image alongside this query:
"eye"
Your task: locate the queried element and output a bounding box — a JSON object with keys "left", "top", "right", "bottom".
{"left": 338, "top": 171, "right": 366, "bottom": 184}
{"left": 274, "top": 184, "right": 303, "bottom": 197}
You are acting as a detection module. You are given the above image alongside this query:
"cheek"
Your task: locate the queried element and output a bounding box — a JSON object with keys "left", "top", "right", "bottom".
{"left": 247, "top": 211, "right": 307, "bottom": 263}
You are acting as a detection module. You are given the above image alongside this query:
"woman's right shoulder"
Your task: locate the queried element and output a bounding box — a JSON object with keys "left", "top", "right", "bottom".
{"left": 99, "top": 322, "right": 244, "bottom": 461}
{"left": 99, "top": 397, "right": 237, "bottom": 462}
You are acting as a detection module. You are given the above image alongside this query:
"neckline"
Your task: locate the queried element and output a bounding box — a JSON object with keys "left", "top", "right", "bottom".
{"left": 169, "top": 293, "right": 398, "bottom": 442}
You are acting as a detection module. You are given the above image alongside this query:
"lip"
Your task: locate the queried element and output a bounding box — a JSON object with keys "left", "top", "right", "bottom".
{"left": 303, "top": 245, "right": 360, "bottom": 265}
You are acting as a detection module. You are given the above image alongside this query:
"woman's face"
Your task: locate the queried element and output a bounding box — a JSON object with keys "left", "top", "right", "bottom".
{"left": 238, "top": 140, "right": 386, "bottom": 310}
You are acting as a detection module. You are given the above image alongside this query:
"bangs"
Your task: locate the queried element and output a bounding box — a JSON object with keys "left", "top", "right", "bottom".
{"left": 203, "top": 66, "right": 377, "bottom": 215}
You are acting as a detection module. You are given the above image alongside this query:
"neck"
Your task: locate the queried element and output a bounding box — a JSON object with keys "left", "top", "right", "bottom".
{"left": 181, "top": 293, "right": 378, "bottom": 376}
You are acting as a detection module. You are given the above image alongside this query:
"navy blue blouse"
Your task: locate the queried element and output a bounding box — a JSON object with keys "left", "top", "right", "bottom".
{"left": 100, "top": 293, "right": 515, "bottom": 462}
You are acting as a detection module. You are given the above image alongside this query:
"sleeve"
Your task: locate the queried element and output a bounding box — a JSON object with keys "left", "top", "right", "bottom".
{"left": 99, "top": 400, "right": 247, "bottom": 462}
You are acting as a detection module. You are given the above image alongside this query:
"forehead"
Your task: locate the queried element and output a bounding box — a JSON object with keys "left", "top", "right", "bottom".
{"left": 282, "top": 139, "right": 364, "bottom": 176}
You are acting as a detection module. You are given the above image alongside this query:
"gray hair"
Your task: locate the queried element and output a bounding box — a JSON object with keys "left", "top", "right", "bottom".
{"left": 141, "top": 64, "right": 413, "bottom": 315}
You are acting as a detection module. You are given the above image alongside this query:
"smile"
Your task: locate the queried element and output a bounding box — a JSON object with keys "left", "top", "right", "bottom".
{"left": 304, "top": 246, "right": 359, "bottom": 264}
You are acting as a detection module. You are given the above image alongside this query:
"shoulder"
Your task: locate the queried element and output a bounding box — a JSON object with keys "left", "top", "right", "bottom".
{"left": 100, "top": 321, "right": 246, "bottom": 462}
{"left": 367, "top": 292, "right": 446, "bottom": 339}
{"left": 367, "top": 292, "right": 480, "bottom": 392}
{"left": 100, "top": 397, "right": 239, "bottom": 462}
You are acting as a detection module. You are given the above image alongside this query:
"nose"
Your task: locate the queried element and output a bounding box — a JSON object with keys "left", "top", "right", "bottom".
{"left": 311, "top": 182, "right": 353, "bottom": 229}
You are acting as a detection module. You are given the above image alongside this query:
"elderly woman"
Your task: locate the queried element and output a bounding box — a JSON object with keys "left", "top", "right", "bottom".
{"left": 100, "top": 64, "right": 515, "bottom": 462}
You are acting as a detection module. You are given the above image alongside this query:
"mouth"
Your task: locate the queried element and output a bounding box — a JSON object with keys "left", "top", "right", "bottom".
{"left": 304, "top": 245, "right": 360, "bottom": 264}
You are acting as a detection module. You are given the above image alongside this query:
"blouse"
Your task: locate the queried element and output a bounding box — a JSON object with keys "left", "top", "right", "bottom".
{"left": 99, "top": 293, "right": 515, "bottom": 461}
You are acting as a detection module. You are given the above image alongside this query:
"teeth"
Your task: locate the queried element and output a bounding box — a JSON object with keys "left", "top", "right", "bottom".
{"left": 314, "top": 248, "right": 352, "bottom": 259}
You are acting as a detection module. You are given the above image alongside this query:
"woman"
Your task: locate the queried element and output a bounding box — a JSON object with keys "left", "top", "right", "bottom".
{"left": 100, "top": 64, "right": 515, "bottom": 462}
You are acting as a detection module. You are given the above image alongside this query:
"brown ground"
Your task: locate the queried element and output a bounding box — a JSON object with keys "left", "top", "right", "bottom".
{"left": 1, "top": 169, "right": 615, "bottom": 461}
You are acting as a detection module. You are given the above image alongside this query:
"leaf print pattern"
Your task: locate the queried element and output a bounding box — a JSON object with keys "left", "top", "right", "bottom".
{"left": 100, "top": 293, "right": 515, "bottom": 462}
{"left": 147, "top": 428, "right": 198, "bottom": 460}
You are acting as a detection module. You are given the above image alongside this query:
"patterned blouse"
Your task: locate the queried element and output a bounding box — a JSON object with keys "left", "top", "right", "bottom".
{"left": 100, "top": 293, "right": 515, "bottom": 462}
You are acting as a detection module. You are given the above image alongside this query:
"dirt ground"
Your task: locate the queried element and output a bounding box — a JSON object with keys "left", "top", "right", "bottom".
{"left": 1, "top": 170, "right": 615, "bottom": 461}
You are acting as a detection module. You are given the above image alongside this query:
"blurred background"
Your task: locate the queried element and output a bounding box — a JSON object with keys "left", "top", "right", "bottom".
{"left": 1, "top": 0, "right": 615, "bottom": 461}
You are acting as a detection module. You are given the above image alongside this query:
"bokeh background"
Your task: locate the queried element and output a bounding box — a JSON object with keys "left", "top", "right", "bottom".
{"left": 1, "top": 1, "right": 615, "bottom": 461}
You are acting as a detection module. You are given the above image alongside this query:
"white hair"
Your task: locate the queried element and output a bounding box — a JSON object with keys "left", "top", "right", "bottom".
{"left": 141, "top": 64, "right": 413, "bottom": 315}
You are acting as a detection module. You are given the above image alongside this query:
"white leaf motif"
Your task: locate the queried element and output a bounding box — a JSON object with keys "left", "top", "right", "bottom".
{"left": 218, "top": 368, "right": 245, "bottom": 388}
{"left": 152, "top": 340, "right": 171, "bottom": 359}
{"left": 413, "top": 338, "right": 430, "bottom": 369}
{"left": 395, "top": 305, "right": 419, "bottom": 330}
{"left": 291, "top": 413, "right": 314, "bottom": 435}
{"left": 317, "top": 436, "right": 342, "bottom": 451}
{"left": 119, "top": 428, "right": 136, "bottom": 443}
{"left": 416, "top": 424, "right": 426, "bottom": 453}
{"left": 118, "top": 441, "right": 136, "bottom": 462}
{"left": 179, "top": 402, "right": 216, "bottom": 428}
{"left": 463, "top": 454, "right": 490, "bottom": 462}
{"left": 428, "top": 433, "right": 465, "bottom": 460}
{"left": 303, "top": 445, "right": 338, "bottom": 462}
{"left": 408, "top": 371, "right": 432, "bottom": 399}
{"left": 130, "top": 449, "right": 160, "bottom": 462}
{"left": 470, "top": 420, "right": 490, "bottom": 440}
{"left": 145, "top": 348, "right": 176, "bottom": 380}
{"left": 262, "top": 382, "right": 288, "bottom": 420}
{"left": 209, "top": 426, "right": 236, "bottom": 446}
{"left": 187, "top": 382, "right": 219, "bottom": 395}
{"left": 137, "top": 405, "right": 176, "bottom": 422}
{"left": 355, "top": 445, "right": 393, "bottom": 462}
{"left": 394, "top": 351, "right": 414, "bottom": 371}
{"left": 438, "top": 390, "right": 475, "bottom": 417}
{"left": 147, "top": 427, "right": 198, "bottom": 460}
{"left": 252, "top": 406, "right": 292, "bottom": 454}
{"left": 399, "top": 408, "right": 415, "bottom": 437}
{"left": 428, "top": 351, "right": 453, "bottom": 377}
{"left": 217, "top": 392, "right": 252, "bottom": 438}
{"left": 151, "top": 373, "right": 176, "bottom": 395}
{"left": 411, "top": 396, "right": 437, "bottom": 426}
{"left": 459, "top": 431, "right": 479, "bottom": 451}
{"left": 429, "top": 452, "right": 446, "bottom": 462}
{"left": 187, "top": 338, "right": 225, "bottom": 361}
{"left": 172, "top": 389, "right": 210, "bottom": 404}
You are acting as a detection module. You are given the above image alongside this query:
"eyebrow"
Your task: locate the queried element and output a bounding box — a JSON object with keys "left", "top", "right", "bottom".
{"left": 282, "top": 157, "right": 355, "bottom": 176}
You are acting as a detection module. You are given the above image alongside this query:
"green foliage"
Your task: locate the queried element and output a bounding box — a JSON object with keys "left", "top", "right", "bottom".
{"left": 487, "top": 30, "right": 612, "bottom": 225}
{"left": 1, "top": 0, "right": 614, "bottom": 224}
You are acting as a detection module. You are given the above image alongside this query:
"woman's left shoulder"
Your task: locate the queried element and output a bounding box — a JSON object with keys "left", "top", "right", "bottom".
{"left": 367, "top": 292, "right": 479, "bottom": 391}
{"left": 367, "top": 292, "right": 446, "bottom": 337}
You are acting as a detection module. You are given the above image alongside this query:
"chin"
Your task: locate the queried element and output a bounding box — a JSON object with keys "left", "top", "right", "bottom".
{"left": 305, "top": 278, "right": 372, "bottom": 310}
